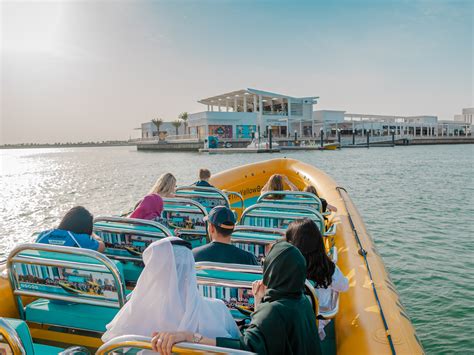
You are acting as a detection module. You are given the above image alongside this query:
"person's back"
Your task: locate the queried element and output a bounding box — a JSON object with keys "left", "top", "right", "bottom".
{"left": 193, "top": 206, "right": 258, "bottom": 266}
{"left": 36, "top": 206, "right": 105, "bottom": 252}
{"left": 193, "top": 241, "right": 258, "bottom": 265}
{"left": 245, "top": 294, "right": 320, "bottom": 354}
{"left": 195, "top": 168, "right": 214, "bottom": 188}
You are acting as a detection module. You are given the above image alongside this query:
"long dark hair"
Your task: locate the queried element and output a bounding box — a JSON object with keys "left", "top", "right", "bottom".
{"left": 285, "top": 218, "right": 335, "bottom": 288}
{"left": 58, "top": 206, "right": 93, "bottom": 235}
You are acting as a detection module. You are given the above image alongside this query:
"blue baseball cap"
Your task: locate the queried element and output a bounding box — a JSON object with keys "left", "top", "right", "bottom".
{"left": 204, "top": 206, "right": 236, "bottom": 229}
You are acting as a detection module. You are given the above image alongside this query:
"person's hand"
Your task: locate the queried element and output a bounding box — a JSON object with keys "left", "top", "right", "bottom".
{"left": 252, "top": 280, "right": 267, "bottom": 309}
{"left": 328, "top": 204, "right": 338, "bottom": 212}
{"left": 151, "top": 331, "right": 192, "bottom": 354}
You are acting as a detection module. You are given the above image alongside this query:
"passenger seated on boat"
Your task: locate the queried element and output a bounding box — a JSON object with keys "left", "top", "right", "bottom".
{"left": 129, "top": 193, "right": 164, "bottom": 220}
{"left": 150, "top": 172, "right": 177, "bottom": 198}
{"left": 195, "top": 168, "right": 214, "bottom": 188}
{"left": 36, "top": 206, "right": 105, "bottom": 252}
{"left": 261, "top": 174, "right": 299, "bottom": 199}
{"left": 102, "top": 237, "right": 239, "bottom": 343}
{"left": 286, "top": 219, "right": 348, "bottom": 339}
{"left": 193, "top": 206, "right": 258, "bottom": 265}
{"left": 303, "top": 185, "right": 337, "bottom": 213}
{"left": 152, "top": 242, "right": 322, "bottom": 355}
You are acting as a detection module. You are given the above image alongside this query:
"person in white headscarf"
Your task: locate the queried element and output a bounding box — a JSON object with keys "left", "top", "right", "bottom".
{"left": 102, "top": 237, "right": 240, "bottom": 343}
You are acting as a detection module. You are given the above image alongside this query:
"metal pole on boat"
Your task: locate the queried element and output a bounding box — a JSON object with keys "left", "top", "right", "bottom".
{"left": 366, "top": 130, "right": 370, "bottom": 148}
{"left": 269, "top": 129, "right": 273, "bottom": 149}
{"left": 320, "top": 127, "right": 324, "bottom": 148}
{"left": 391, "top": 129, "right": 395, "bottom": 147}
{"left": 337, "top": 128, "right": 341, "bottom": 148}
{"left": 352, "top": 130, "right": 356, "bottom": 145}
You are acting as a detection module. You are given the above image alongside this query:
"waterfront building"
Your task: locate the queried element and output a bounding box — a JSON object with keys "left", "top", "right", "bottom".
{"left": 454, "top": 108, "right": 473, "bottom": 125}
{"left": 313, "top": 111, "right": 471, "bottom": 137}
{"left": 187, "top": 88, "right": 318, "bottom": 139}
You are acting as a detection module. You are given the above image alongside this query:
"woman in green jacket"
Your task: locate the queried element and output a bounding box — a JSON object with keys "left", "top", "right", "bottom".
{"left": 151, "top": 241, "right": 322, "bottom": 355}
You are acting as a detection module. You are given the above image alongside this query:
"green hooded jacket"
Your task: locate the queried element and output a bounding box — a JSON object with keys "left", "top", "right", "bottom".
{"left": 217, "top": 241, "right": 322, "bottom": 355}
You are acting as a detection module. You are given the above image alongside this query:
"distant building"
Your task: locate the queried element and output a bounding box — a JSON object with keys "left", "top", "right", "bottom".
{"left": 457, "top": 108, "right": 473, "bottom": 125}
{"left": 187, "top": 88, "right": 318, "bottom": 139}
{"left": 314, "top": 110, "right": 471, "bottom": 137}
{"left": 141, "top": 121, "right": 185, "bottom": 139}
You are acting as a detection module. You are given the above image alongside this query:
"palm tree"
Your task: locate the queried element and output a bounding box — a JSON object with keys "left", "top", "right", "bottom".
{"left": 151, "top": 118, "right": 163, "bottom": 136}
{"left": 179, "top": 112, "right": 189, "bottom": 134}
{"left": 171, "top": 120, "right": 182, "bottom": 135}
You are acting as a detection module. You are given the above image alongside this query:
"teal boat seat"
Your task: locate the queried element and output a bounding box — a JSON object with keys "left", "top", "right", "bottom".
{"left": 195, "top": 262, "right": 319, "bottom": 319}
{"left": 230, "top": 226, "right": 285, "bottom": 263}
{"left": 7, "top": 243, "right": 127, "bottom": 334}
{"left": 195, "top": 263, "right": 263, "bottom": 319}
{"left": 162, "top": 197, "right": 209, "bottom": 247}
{"left": 25, "top": 299, "right": 118, "bottom": 333}
{"left": 257, "top": 190, "right": 325, "bottom": 213}
{"left": 240, "top": 203, "right": 326, "bottom": 232}
{"left": 176, "top": 186, "right": 231, "bottom": 212}
{"left": 94, "top": 217, "right": 172, "bottom": 283}
{"left": 1, "top": 317, "right": 64, "bottom": 354}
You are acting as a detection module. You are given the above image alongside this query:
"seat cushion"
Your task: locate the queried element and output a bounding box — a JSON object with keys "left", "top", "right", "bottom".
{"left": 4, "top": 318, "right": 35, "bottom": 355}
{"left": 33, "top": 343, "right": 65, "bottom": 354}
{"left": 25, "top": 299, "right": 119, "bottom": 333}
{"left": 3, "top": 318, "right": 65, "bottom": 354}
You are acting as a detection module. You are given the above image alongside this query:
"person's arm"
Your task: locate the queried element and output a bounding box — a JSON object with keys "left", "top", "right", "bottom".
{"left": 91, "top": 232, "right": 106, "bottom": 252}
{"left": 331, "top": 266, "right": 349, "bottom": 292}
{"left": 283, "top": 176, "right": 299, "bottom": 191}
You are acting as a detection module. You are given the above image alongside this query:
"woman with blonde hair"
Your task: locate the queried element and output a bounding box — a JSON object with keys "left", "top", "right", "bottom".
{"left": 261, "top": 174, "right": 298, "bottom": 200}
{"left": 150, "top": 173, "right": 177, "bottom": 198}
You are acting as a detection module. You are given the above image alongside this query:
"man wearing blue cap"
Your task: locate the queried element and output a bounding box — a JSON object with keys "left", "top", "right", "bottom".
{"left": 193, "top": 206, "right": 259, "bottom": 265}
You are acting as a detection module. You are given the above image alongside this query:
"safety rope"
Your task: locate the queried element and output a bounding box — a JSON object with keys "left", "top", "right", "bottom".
{"left": 336, "top": 187, "right": 396, "bottom": 355}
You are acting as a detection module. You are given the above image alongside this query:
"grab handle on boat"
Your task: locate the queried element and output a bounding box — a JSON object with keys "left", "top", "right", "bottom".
{"left": 324, "top": 223, "right": 337, "bottom": 237}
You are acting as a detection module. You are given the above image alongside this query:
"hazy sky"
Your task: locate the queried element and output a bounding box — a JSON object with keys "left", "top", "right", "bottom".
{"left": 1, "top": 0, "right": 472, "bottom": 144}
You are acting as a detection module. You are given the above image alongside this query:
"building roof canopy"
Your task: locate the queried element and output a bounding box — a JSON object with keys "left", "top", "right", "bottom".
{"left": 198, "top": 88, "right": 318, "bottom": 105}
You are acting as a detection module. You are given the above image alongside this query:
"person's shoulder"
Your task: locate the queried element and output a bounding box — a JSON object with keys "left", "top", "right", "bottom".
{"left": 233, "top": 246, "right": 259, "bottom": 264}
{"left": 192, "top": 243, "right": 213, "bottom": 256}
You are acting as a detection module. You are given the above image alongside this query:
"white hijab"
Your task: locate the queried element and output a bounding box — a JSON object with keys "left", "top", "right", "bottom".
{"left": 102, "top": 237, "right": 240, "bottom": 342}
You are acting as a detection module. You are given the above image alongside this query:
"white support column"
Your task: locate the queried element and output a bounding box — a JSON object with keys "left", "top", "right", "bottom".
{"left": 211, "top": 105, "right": 214, "bottom": 112}
{"left": 218, "top": 104, "right": 221, "bottom": 112}
{"left": 253, "top": 95, "right": 257, "bottom": 113}
{"left": 288, "top": 99, "right": 292, "bottom": 137}
{"left": 234, "top": 97, "right": 237, "bottom": 112}
{"left": 225, "top": 99, "right": 229, "bottom": 112}
{"left": 243, "top": 95, "right": 247, "bottom": 112}
{"left": 207, "top": 104, "right": 210, "bottom": 111}
{"left": 258, "top": 95, "right": 263, "bottom": 132}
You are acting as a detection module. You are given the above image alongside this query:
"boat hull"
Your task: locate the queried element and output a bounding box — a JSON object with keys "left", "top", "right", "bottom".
{"left": 210, "top": 158, "right": 423, "bottom": 355}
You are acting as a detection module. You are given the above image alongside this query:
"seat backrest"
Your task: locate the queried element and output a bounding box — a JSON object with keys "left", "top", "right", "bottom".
{"left": 195, "top": 262, "right": 262, "bottom": 320}
{"left": 97, "top": 335, "right": 254, "bottom": 355}
{"left": 240, "top": 203, "right": 325, "bottom": 232}
{"left": 230, "top": 226, "right": 285, "bottom": 263}
{"left": 7, "top": 244, "right": 127, "bottom": 320}
{"left": 257, "top": 191, "right": 323, "bottom": 213}
{"left": 176, "top": 186, "right": 231, "bottom": 211}
{"left": 161, "top": 198, "right": 209, "bottom": 247}
{"left": 93, "top": 217, "right": 172, "bottom": 262}
{"left": 195, "top": 262, "right": 319, "bottom": 320}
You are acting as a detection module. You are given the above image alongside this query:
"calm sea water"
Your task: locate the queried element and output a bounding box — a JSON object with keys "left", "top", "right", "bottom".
{"left": 0, "top": 145, "right": 473, "bottom": 353}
